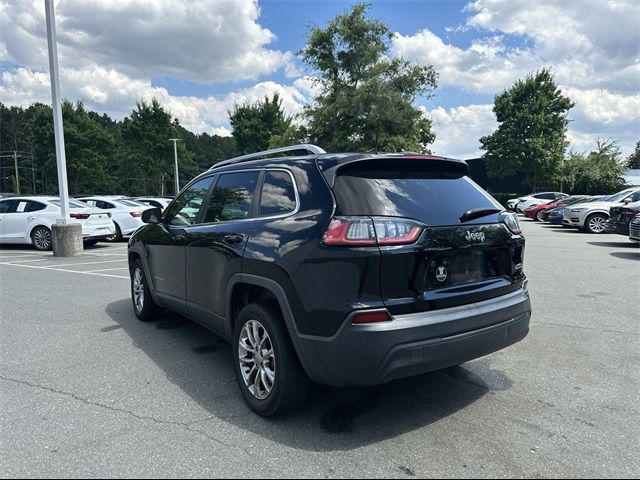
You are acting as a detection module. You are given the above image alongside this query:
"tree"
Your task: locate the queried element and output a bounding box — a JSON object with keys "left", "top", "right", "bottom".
{"left": 561, "top": 139, "right": 627, "bottom": 194}
{"left": 300, "top": 3, "right": 437, "bottom": 153}
{"left": 120, "top": 99, "right": 196, "bottom": 196}
{"left": 626, "top": 141, "right": 640, "bottom": 169}
{"left": 480, "top": 69, "right": 575, "bottom": 191}
{"left": 229, "top": 93, "right": 293, "bottom": 154}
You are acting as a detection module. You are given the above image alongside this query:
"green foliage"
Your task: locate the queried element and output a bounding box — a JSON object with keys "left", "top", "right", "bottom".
{"left": 480, "top": 68, "right": 574, "bottom": 191}
{"left": 625, "top": 141, "right": 640, "bottom": 169}
{"left": 0, "top": 100, "right": 235, "bottom": 196}
{"left": 229, "top": 93, "right": 293, "bottom": 154}
{"left": 300, "top": 3, "right": 437, "bottom": 153}
{"left": 561, "top": 139, "right": 627, "bottom": 195}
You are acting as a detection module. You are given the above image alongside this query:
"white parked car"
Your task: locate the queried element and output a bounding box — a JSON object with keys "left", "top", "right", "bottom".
{"left": 563, "top": 187, "right": 640, "bottom": 233}
{"left": 132, "top": 197, "right": 173, "bottom": 211}
{"left": 508, "top": 192, "right": 568, "bottom": 213}
{"left": 0, "top": 196, "right": 116, "bottom": 251}
{"left": 77, "top": 196, "right": 152, "bottom": 241}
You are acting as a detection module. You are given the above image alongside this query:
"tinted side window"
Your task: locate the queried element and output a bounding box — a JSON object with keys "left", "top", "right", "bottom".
{"left": 25, "top": 201, "right": 46, "bottom": 212}
{"left": 259, "top": 171, "right": 296, "bottom": 217}
{"left": 627, "top": 191, "right": 640, "bottom": 202}
{"left": 204, "top": 171, "right": 260, "bottom": 223}
{"left": 0, "top": 200, "right": 15, "bottom": 213}
{"left": 164, "top": 177, "right": 215, "bottom": 227}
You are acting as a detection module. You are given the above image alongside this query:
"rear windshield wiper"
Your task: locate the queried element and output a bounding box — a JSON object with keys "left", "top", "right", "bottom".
{"left": 459, "top": 208, "right": 502, "bottom": 223}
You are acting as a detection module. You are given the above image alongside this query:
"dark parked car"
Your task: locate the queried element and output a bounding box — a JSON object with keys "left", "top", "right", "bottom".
{"left": 629, "top": 214, "right": 640, "bottom": 243}
{"left": 605, "top": 200, "right": 640, "bottom": 235}
{"left": 127, "top": 144, "right": 532, "bottom": 416}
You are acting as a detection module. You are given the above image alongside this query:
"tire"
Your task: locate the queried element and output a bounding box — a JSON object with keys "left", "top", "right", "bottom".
{"left": 108, "top": 223, "right": 123, "bottom": 242}
{"left": 536, "top": 211, "right": 545, "bottom": 222}
{"left": 584, "top": 213, "right": 608, "bottom": 234}
{"left": 84, "top": 239, "right": 99, "bottom": 247}
{"left": 31, "top": 226, "right": 52, "bottom": 251}
{"left": 130, "top": 259, "right": 161, "bottom": 321}
{"left": 233, "top": 302, "right": 310, "bottom": 417}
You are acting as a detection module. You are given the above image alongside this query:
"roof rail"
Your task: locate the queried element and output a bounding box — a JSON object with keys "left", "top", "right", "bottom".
{"left": 209, "top": 144, "right": 326, "bottom": 170}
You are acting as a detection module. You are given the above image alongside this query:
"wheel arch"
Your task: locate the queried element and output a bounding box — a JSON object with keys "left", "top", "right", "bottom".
{"left": 226, "top": 273, "right": 322, "bottom": 383}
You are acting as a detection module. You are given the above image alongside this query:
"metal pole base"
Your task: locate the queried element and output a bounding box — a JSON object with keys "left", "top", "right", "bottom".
{"left": 52, "top": 223, "right": 83, "bottom": 257}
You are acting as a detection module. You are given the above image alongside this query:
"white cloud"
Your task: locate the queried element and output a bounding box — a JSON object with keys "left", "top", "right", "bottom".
{"left": 0, "top": 0, "right": 295, "bottom": 83}
{"left": 0, "top": 66, "right": 309, "bottom": 135}
{"left": 427, "top": 104, "right": 497, "bottom": 158}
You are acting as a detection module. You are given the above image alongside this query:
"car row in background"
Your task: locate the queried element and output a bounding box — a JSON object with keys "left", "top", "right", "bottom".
{"left": 0, "top": 195, "right": 173, "bottom": 250}
{"left": 507, "top": 192, "right": 568, "bottom": 213}
{"left": 0, "top": 196, "right": 116, "bottom": 250}
{"left": 514, "top": 187, "right": 640, "bottom": 242}
{"left": 77, "top": 196, "right": 155, "bottom": 241}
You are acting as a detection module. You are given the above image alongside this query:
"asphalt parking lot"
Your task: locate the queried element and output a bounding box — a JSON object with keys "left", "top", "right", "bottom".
{"left": 0, "top": 221, "right": 638, "bottom": 478}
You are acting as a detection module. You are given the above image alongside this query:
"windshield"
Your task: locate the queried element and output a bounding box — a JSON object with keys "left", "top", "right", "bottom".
{"left": 603, "top": 190, "right": 635, "bottom": 203}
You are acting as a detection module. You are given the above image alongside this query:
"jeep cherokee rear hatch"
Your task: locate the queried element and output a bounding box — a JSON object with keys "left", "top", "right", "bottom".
{"left": 319, "top": 155, "right": 526, "bottom": 316}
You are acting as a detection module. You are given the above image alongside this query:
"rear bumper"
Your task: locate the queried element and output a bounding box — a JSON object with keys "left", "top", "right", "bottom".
{"left": 82, "top": 223, "right": 115, "bottom": 239}
{"left": 296, "top": 289, "right": 531, "bottom": 387}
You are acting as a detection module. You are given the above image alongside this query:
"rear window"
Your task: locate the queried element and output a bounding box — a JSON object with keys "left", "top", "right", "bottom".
{"left": 333, "top": 164, "right": 501, "bottom": 226}
{"left": 118, "top": 199, "right": 146, "bottom": 207}
{"left": 50, "top": 200, "right": 88, "bottom": 208}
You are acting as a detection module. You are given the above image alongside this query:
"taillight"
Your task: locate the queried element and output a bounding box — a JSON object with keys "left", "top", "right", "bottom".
{"left": 351, "top": 310, "right": 392, "bottom": 324}
{"left": 70, "top": 213, "right": 90, "bottom": 220}
{"left": 322, "top": 217, "right": 423, "bottom": 246}
{"left": 623, "top": 209, "right": 637, "bottom": 218}
{"left": 130, "top": 211, "right": 142, "bottom": 218}
{"left": 500, "top": 212, "right": 521, "bottom": 234}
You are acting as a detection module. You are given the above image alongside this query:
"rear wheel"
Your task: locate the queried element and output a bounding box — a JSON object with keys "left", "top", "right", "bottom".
{"left": 584, "top": 213, "right": 608, "bottom": 234}
{"left": 84, "top": 239, "right": 99, "bottom": 247}
{"left": 233, "top": 302, "right": 310, "bottom": 417}
{"left": 536, "top": 211, "right": 545, "bottom": 222}
{"left": 31, "top": 226, "right": 52, "bottom": 251}
{"left": 130, "top": 259, "right": 161, "bottom": 321}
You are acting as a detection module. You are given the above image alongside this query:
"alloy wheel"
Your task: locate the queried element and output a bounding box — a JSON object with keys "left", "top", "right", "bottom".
{"left": 33, "top": 228, "right": 51, "bottom": 250}
{"left": 588, "top": 215, "right": 606, "bottom": 233}
{"left": 238, "top": 320, "right": 276, "bottom": 400}
{"left": 133, "top": 268, "right": 145, "bottom": 312}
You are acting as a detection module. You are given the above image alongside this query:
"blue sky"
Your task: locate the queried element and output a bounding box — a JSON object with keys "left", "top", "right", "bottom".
{"left": 1, "top": 0, "right": 638, "bottom": 158}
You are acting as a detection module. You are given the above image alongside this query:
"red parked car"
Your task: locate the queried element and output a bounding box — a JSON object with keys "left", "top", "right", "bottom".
{"left": 524, "top": 195, "right": 589, "bottom": 221}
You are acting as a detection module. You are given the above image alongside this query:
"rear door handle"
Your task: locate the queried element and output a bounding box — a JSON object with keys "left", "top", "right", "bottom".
{"left": 28, "top": 216, "right": 36, "bottom": 221}
{"left": 223, "top": 234, "right": 244, "bottom": 245}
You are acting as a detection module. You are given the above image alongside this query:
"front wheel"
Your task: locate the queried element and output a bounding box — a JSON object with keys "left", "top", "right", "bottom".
{"left": 233, "top": 302, "right": 310, "bottom": 417}
{"left": 31, "top": 226, "right": 52, "bottom": 251}
{"left": 130, "top": 259, "right": 161, "bottom": 321}
{"left": 536, "top": 211, "right": 545, "bottom": 222}
{"left": 584, "top": 213, "right": 608, "bottom": 234}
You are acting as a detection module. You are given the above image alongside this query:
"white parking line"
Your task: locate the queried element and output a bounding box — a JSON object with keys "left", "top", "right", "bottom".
{"left": 0, "top": 254, "right": 44, "bottom": 259}
{"left": 86, "top": 267, "right": 129, "bottom": 272}
{"left": 9, "top": 258, "right": 50, "bottom": 264}
{"left": 40, "top": 259, "right": 127, "bottom": 269}
{"left": 0, "top": 261, "right": 129, "bottom": 279}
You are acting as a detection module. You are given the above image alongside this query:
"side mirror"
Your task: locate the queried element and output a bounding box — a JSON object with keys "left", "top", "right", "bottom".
{"left": 623, "top": 198, "right": 632, "bottom": 204}
{"left": 141, "top": 207, "right": 162, "bottom": 224}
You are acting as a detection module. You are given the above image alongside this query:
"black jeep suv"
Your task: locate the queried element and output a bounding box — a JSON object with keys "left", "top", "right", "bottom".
{"left": 128, "top": 144, "right": 531, "bottom": 416}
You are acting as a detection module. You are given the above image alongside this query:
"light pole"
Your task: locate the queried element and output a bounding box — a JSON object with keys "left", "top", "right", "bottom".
{"left": 169, "top": 138, "right": 181, "bottom": 196}
{"left": 45, "top": 0, "right": 82, "bottom": 256}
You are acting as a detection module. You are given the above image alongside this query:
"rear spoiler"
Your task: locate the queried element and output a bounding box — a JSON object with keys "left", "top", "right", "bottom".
{"left": 317, "top": 153, "right": 470, "bottom": 188}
